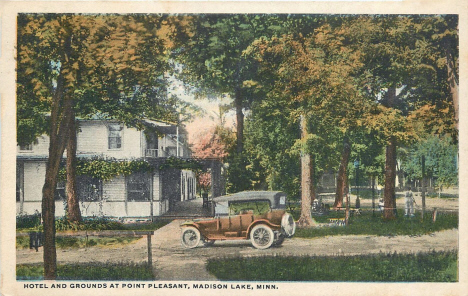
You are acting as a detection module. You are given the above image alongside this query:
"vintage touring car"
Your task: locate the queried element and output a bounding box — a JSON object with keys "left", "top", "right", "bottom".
{"left": 180, "top": 191, "right": 296, "bottom": 249}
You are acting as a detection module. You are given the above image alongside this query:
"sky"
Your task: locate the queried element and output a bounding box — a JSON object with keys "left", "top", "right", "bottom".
{"left": 167, "top": 77, "right": 236, "bottom": 145}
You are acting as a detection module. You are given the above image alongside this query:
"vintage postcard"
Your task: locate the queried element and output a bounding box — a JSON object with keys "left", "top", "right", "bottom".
{"left": 1, "top": 0, "right": 467, "bottom": 295}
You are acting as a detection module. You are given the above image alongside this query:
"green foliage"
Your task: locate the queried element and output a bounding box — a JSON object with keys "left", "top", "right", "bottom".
{"left": 17, "top": 262, "right": 154, "bottom": 280}
{"left": 55, "top": 236, "right": 141, "bottom": 249}
{"left": 52, "top": 217, "right": 126, "bottom": 231}
{"left": 16, "top": 236, "right": 30, "bottom": 249}
{"left": 17, "top": 215, "right": 171, "bottom": 232}
{"left": 16, "top": 211, "right": 42, "bottom": 229}
{"left": 158, "top": 156, "right": 203, "bottom": 171}
{"left": 57, "top": 157, "right": 202, "bottom": 182}
{"left": 238, "top": 109, "right": 301, "bottom": 197}
{"left": 123, "top": 220, "right": 171, "bottom": 230}
{"left": 66, "top": 158, "right": 153, "bottom": 181}
{"left": 294, "top": 210, "right": 458, "bottom": 238}
{"left": 401, "top": 135, "right": 458, "bottom": 187}
{"left": 206, "top": 251, "right": 457, "bottom": 282}
{"left": 16, "top": 234, "right": 142, "bottom": 250}
{"left": 225, "top": 153, "right": 257, "bottom": 193}
{"left": 16, "top": 13, "right": 197, "bottom": 149}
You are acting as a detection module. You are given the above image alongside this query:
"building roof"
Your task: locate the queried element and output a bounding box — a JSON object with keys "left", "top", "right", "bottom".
{"left": 141, "top": 119, "right": 187, "bottom": 135}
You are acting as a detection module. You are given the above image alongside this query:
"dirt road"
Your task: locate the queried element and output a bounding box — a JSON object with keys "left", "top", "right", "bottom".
{"left": 17, "top": 220, "right": 458, "bottom": 280}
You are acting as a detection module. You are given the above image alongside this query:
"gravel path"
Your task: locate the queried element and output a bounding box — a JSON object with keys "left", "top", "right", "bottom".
{"left": 17, "top": 220, "right": 458, "bottom": 280}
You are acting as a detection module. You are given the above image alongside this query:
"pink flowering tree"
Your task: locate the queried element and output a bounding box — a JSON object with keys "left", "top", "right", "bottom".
{"left": 191, "top": 125, "right": 234, "bottom": 195}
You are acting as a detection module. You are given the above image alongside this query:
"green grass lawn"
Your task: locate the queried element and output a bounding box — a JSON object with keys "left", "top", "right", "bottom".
{"left": 16, "top": 219, "right": 171, "bottom": 250}
{"left": 16, "top": 235, "right": 143, "bottom": 249}
{"left": 206, "top": 251, "right": 457, "bottom": 282}
{"left": 293, "top": 210, "right": 458, "bottom": 238}
{"left": 17, "top": 262, "right": 154, "bottom": 280}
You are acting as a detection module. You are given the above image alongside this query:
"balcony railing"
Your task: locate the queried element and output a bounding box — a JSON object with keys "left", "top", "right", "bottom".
{"left": 145, "top": 149, "right": 159, "bottom": 158}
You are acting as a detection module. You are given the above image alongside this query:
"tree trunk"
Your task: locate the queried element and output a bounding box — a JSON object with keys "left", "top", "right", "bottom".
{"left": 43, "top": 32, "right": 74, "bottom": 280}
{"left": 297, "top": 115, "right": 316, "bottom": 227}
{"left": 445, "top": 43, "right": 459, "bottom": 130}
{"left": 235, "top": 87, "right": 244, "bottom": 153}
{"left": 383, "top": 137, "right": 397, "bottom": 220}
{"left": 382, "top": 86, "right": 398, "bottom": 220}
{"left": 43, "top": 87, "right": 73, "bottom": 280}
{"left": 334, "top": 136, "right": 351, "bottom": 208}
{"left": 66, "top": 111, "right": 82, "bottom": 222}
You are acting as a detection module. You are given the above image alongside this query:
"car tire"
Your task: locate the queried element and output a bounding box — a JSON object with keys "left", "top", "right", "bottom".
{"left": 281, "top": 213, "right": 296, "bottom": 238}
{"left": 250, "top": 224, "right": 275, "bottom": 249}
{"left": 181, "top": 226, "right": 201, "bottom": 249}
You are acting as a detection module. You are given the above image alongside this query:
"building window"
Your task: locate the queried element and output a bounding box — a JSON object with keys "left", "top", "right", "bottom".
{"left": 55, "top": 180, "right": 66, "bottom": 201}
{"left": 77, "top": 176, "right": 102, "bottom": 202}
{"left": 108, "top": 124, "right": 123, "bottom": 149}
{"left": 127, "top": 172, "right": 150, "bottom": 201}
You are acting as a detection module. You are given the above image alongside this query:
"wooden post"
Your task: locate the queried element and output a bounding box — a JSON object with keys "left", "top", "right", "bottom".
{"left": 147, "top": 234, "right": 152, "bottom": 267}
{"left": 150, "top": 173, "right": 154, "bottom": 223}
{"left": 345, "top": 193, "right": 350, "bottom": 226}
{"left": 432, "top": 208, "right": 438, "bottom": 223}
{"left": 421, "top": 155, "right": 426, "bottom": 220}
{"left": 372, "top": 176, "right": 375, "bottom": 216}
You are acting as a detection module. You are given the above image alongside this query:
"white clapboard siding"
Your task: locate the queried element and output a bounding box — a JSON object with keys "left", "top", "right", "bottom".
{"left": 23, "top": 161, "right": 46, "bottom": 201}
{"left": 77, "top": 121, "right": 143, "bottom": 159}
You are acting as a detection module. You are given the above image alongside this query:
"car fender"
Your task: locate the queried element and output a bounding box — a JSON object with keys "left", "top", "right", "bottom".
{"left": 180, "top": 221, "right": 200, "bottom": 230}
{"left": 247, "top": 219, "right": 281, "bottom": 236}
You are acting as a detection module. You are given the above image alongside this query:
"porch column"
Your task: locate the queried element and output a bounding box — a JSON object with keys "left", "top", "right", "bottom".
{"left": 210, "top": 161, "right": 223, "bottom": 198}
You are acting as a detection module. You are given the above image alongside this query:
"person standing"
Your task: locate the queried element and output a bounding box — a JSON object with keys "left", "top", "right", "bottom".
{"left": 405, "top": 190, "right": 415, "bottom": 217}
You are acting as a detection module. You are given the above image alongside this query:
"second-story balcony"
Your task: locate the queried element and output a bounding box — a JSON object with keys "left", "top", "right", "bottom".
{"left": 145, "top": 149, "right": 159, "bottom": 158}
{"left": 145, "top": 148, "right": 171, "bottom": 158}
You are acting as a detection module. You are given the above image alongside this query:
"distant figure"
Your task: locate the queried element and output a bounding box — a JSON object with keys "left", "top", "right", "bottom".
{"left": 378, "top": 198, "right": 384, "bottom": 212}
{"left": 405, "top": 190, "right": 415, "bottom": 217}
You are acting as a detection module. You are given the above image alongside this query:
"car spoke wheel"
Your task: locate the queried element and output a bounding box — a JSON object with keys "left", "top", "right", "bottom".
{"left": 181, "top": 226, "right": 201, "bottom": 249}
{"left": 250, "top": 224, "right": 274, "bottom": 249}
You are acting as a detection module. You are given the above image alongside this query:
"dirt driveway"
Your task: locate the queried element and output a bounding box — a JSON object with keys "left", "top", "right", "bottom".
{"left": 17, "top": 220, "right": 458, "bottom": 280}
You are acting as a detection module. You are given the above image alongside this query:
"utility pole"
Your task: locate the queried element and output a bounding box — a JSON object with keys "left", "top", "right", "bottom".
{"left": 176, "top": 124, "right": 179, "bottom": 157}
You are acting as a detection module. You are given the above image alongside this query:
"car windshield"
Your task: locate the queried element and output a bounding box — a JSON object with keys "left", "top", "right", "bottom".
{"left": 228, "top": 200, "right": 271, "bottom": 215}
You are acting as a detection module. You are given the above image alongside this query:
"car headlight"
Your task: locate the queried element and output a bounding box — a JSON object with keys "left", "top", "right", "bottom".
{"left": 281, "top": 213, "right": 296, "bottom": 237}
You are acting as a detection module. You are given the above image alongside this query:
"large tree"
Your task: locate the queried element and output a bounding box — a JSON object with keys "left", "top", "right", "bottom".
{"left": 173, "top": 14, "right": 324, "bottom": 153}
{"left": 246, "top": 24, "right": 365, "bottom": 226}
{"left": 327, "top": 16, "right": 455, "bottom": 220}
{"left": 17, "top": 13, "right": 185, "bottom": 279}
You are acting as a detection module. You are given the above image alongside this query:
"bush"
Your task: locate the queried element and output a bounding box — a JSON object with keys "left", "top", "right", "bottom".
{"left": 52, "top": 217, "right": 126, "bottom": 231}
{"left": 16, "top": 211, "right": 41, "bottom": 229}
{"left": 16, "top": 236, "right": 30, "bottom": 249}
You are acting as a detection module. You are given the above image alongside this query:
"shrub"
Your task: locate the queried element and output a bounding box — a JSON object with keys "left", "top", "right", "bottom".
{"left": 16, "top": 211, "right": 41, "bottom": 229}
